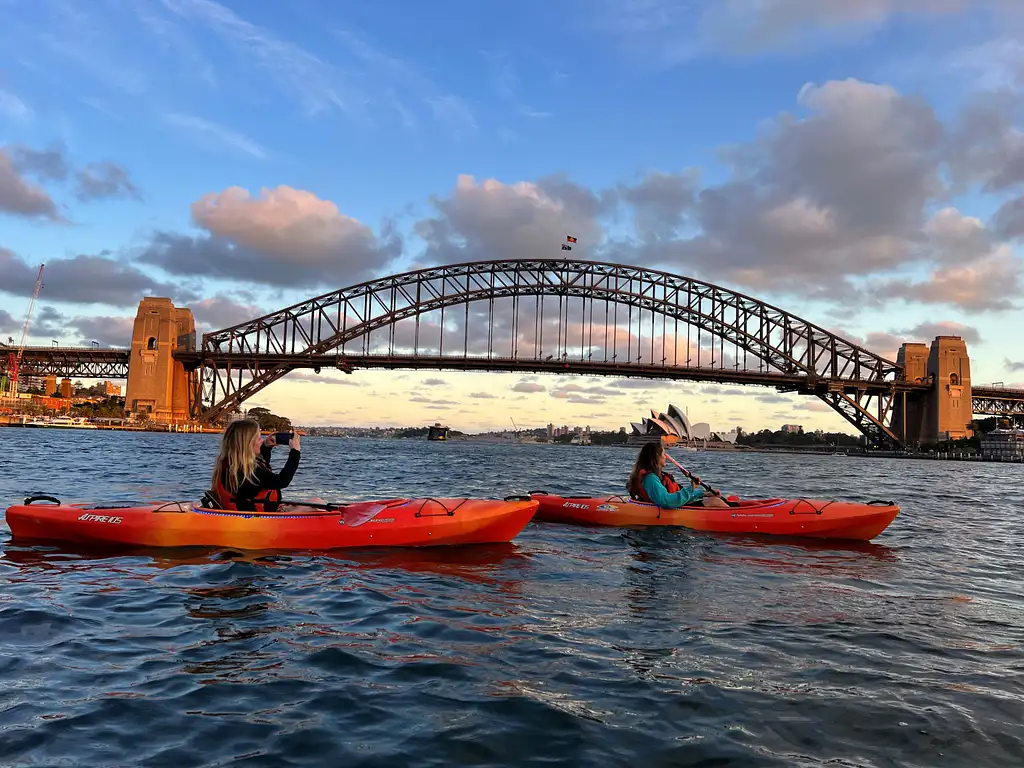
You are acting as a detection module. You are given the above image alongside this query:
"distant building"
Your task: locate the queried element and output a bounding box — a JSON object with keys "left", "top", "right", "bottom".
{"left": 104, "top": 381, "right": 122, "bottom": 396}
{"left": 628, "top": 404, "right": 693, "bottom": 445}
{"left": 980, "top": 428, "right": 1024, "bottom": 461}
{"left": 690, "top": 422, "right": 712, "bottom": 440}
{"left": 781, "top": 424, "right": 803, "bottom": 434}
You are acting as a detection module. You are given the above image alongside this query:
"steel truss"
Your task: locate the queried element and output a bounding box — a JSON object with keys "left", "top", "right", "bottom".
{"left": 972, "top": 387, "right": 1024, "bottom": 416}
{"left": 182, "top": 259, "right": 924, "bottom": 447}
{"left": 1, "top": 347, "right": 130, "bottom": 379}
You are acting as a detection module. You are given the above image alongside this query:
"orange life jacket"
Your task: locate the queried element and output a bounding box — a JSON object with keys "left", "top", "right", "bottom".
{"left": 212, "top": 468, "right": 281, "bottom": 512}
{"left": 635, "top": 469, "right": 682, "bottom": 503}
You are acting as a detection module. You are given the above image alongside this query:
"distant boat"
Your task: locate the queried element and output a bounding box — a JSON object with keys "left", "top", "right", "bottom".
{"left": 25, "top": 416, "right": 98, "bottom": 430}
{"left": 427, "top": 423, "right": 450, "bottom": 441}
{"left": 676, "top": 445, "right": 698, "bottom": 453}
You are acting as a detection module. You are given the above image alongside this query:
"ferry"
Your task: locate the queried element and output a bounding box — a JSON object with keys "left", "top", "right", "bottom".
{"left": 25, "top": 416, "right": 98, "bottom": 430}
{"left": 427, "top": 422, "right": 450, "bottom": 441}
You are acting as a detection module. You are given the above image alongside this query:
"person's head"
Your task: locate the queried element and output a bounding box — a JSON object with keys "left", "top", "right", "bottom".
{"left": 212, "top": 418, "right": 262, "bottom": 493}
{"left": 627, "top": 441, "right": 666, "bottom": 498}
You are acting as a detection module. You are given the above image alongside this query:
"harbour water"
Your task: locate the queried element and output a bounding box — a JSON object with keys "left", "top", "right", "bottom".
{"left": 0, "top": 430, "right": 1021, "bottom": 766}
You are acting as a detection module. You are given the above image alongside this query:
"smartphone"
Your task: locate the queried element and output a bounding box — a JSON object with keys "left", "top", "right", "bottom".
{"left": 274, "top": 432, "right": 294, "bottom": 445}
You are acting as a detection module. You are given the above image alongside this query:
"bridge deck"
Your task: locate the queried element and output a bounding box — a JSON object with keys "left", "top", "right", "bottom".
{"left": 5, "top": 347, "right": 1022, "bottom": 414}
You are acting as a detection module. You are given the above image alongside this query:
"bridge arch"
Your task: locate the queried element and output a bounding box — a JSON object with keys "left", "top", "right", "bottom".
{"left": 185, "top": 259, "right": 910, "bottom": 447}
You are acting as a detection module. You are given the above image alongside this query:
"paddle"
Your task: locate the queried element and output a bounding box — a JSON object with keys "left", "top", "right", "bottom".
{"left": 664, "top": 453, "right": 724, "bottom": 498}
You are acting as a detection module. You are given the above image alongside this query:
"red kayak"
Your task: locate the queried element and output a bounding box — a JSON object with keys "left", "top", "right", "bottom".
{"left": 3, "top": 494, "right": 538, "bottom": 550}
{"left": 529, "top": 492, "right": 899, "bottom": 541}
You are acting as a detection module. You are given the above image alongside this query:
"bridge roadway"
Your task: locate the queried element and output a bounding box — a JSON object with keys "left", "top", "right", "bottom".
{"left": 6, "top": 346, "right": 1024, "bottom": 415}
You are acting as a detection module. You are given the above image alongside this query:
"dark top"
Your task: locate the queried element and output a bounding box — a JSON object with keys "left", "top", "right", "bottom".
{"left": 229, "top": 444, "right": 301, "bottom": 511}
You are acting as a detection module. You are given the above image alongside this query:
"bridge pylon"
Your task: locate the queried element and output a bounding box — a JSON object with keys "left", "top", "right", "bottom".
{"left": 892, "top": 336, "right": 972, "bottom": 448}
{"left": 123, "top": 298, "right": 196, "bottom": 425}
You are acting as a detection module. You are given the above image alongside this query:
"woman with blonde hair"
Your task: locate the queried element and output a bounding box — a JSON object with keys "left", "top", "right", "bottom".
{"left": 209, "top": 418, "right": 301, "bottom": 511}
{"left": 627, "top": 441, "right": 729, "bottom": 509}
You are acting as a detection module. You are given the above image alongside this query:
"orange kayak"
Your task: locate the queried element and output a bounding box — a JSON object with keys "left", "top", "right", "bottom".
{"left": 530, "top": 492, "right": 899, "bottom": 541}
{"left": 3, "top": 494, "right": 538, "bottom": 550}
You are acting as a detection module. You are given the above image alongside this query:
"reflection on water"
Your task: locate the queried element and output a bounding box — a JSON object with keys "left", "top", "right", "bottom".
{"left": 0, "top": 431, "right": 1022, "bottom": 766}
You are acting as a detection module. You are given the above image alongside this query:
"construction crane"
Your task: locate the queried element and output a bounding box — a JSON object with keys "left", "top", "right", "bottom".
{"left": 3, "top": 264, "right": 45, "bottom": 401}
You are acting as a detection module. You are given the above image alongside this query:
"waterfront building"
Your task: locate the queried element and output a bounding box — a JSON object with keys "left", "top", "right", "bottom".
{"left": 980, "top": 428, "right": 1024, "bottom": 461}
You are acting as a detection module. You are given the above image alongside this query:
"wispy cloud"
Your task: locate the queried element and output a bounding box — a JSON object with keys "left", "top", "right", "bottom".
{"left": 485, "top": 52, "right": 551, "bottom": 119}
{"left": 162, "top": 0, "right": 355, "bottom": 117}
{"left": 590, "top": 0, "right": 997, "bottom": 65}
{"left": 428, "top": 96, "right": 478, "bottom": 139}
{"left": 333, "top": 27, "right": 477, "bottom": 135}
{"left": 164, "top": 113, "right": 268, "bottom": 159}
{"left": 6, "top": 0, "right": 476, "bottom": 140}
{"left": 0, "top": 86, "right": 32, "bottom": 121}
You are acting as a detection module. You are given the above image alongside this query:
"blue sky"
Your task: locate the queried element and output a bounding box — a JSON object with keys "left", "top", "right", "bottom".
{"left": 2, "top": 0, "right": 1023, "bottom": 432}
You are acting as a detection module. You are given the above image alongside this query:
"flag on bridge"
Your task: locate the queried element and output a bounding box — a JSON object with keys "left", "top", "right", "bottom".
{"left": 561, "top": 244, "right": 572, "bottom": 251}
{"left": 566, "top": 235, "right": 577, "bottom": 243}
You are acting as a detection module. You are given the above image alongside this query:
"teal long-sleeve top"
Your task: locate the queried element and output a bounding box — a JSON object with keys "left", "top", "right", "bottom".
{"left": 642, "top": 472, "right": 704, "bottom": 509}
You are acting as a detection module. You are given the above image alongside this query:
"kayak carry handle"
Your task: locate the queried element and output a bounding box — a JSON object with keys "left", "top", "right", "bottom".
{"left": 527, "top": 490, "right": 549, "bottom": 496}
{"left": 504, "top": 494, "right": 533, "bottom": 501}
{"left": 24, "top": 494, "right": 61, "bottom": 506}
{"left": 867, "top": 500, "right": 896, "bottom": 506}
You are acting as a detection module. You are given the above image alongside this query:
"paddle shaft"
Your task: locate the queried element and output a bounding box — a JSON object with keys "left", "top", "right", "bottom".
{"left": 664, "top": 453, "right": 722, "bottom": 497}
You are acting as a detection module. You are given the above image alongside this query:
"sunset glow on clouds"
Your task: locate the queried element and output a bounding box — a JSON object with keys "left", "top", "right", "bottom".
{"left": 2, "top": 0, "right": 1023, "bottom": 432}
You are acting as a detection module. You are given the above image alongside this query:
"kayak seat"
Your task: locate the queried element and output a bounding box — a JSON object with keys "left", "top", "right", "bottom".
{"left": 200, "top": 490, "right": 224, "bottom": 510}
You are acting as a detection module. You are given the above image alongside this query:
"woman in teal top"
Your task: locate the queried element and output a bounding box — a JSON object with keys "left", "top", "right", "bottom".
{"left": 626, "top": 442, "right": 729, "bottom": 508}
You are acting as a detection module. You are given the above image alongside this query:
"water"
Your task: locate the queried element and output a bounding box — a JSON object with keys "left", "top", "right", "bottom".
{"left": 0, "top": 430, "right": 1021, "bottom": 767}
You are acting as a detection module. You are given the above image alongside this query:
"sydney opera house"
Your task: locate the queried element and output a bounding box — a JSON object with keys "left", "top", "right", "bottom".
{"left": 629, "top": 404, "right": 738, "bottom": 445}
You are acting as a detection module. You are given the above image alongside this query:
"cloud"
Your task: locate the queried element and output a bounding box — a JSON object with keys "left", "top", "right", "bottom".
{"left": 797, "top": 400, "right": 834, "bottom": 413}
{"left": 619, "top": 169, "right": 699, "bottom": 241}
{"left": 607, "top": 378, "right": 680, "bottom": 390}
{"left": 550, "top": 383, "right": 619, "bottom": 400}
{"left": 1005, "top": 358, "right": 1024, "bottom": 372}
{"left": 0, "top": 247, "right": 194, "bottom": 307}
{"left": 67, "top": 315, "right": 137, "bottom": 347}
{"left": 871, "top": 248, "right": 1021, "bottom": 311}
{"left": 163, "top": 113, "right": 268, "bottom": 159}
{"left": 422, "top": 378, "right": 447, "bottom": 386}
{"left": 484, "top": 51, "right": 551, "bottom": 120}
{"left": 137, "top": 185, "right": 402, "bottom": 288}
{"left": 415, "top": 173, "right": 613, "bottom": 265}
{"left": 409, "top": 396, "right": 457, "bottom": 404}
{"left": 0, "top": 148, "right": 62, "bottom": 220}
{"left": 75, "top": 162, "right": 141, "bottom": 201}
{"left": 696, "top": 0, "right": 974, "bottom": 55}
{"left": 631, "top": 79, "right": 948, "bottom": 297}
{"left": 0, "top": 309, "right": 20, "bottom": 336}
{"left": 902, "top": 321, "right": 982, "bottom": 345}
{"left": 333, "top": 28, "right": 477, "bottom": 134}
{"left": 469, "top": 391, "right": 498, "bottom": 399}
{"left": 11, "top": 144, "right": 69, "bottom": 181}
{"left": 3, "top": 143, "right": 141, "bottom": 211}
{"left": 27, "top": 306, "right": 68, "bottom": 339}
{"left": 0, "top": 86, "right": 32, "bottom": 121}
{"left": 189, "top": 295, "right": 265, "bottom": 333}
{"left": 285, "top": 371, "right": 361, "bottom": 386}
{"left": 596, "top": 0, "right": 993, "bottom": 64}
{"left": 512, "top": 381, "right": 545, "bottom": 393}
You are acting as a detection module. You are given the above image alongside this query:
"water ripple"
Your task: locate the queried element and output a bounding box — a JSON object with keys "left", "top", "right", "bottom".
{"left": 0, "top": 431, "right": 1022, "bottom": 766}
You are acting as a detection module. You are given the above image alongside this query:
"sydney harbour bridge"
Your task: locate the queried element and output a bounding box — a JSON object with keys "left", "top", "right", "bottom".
{"left": 5, "top": 259, "right": 1024, "bottom": 450}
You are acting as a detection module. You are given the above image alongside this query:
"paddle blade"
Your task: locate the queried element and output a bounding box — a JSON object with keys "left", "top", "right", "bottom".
{"left": 341, "top": 503, "right": 389, "bottom": 527}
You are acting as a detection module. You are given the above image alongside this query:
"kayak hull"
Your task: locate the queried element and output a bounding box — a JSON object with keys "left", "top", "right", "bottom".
{"left": 3, "top": 497, "right": 539, "bottom": 550}
{"left": 530, "top": 493, "right": 899, "bottom": 541}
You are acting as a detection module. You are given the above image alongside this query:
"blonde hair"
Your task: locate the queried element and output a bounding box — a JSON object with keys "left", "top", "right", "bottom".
{"left": 212, "top": 418, "right": 261, "bottom": 494}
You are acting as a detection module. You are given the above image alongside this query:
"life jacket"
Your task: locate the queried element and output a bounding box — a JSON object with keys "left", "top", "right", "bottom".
{"left": 211, "top": 466, "right": 281, "bottom": 512}
{"left": 634, "top": 468, "right": 682, "bottom": 503}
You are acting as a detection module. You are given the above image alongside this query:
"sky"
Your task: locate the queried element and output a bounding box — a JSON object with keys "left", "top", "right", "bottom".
{"left": 2, "top": 0, "right": 1024, "bottom": 434}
